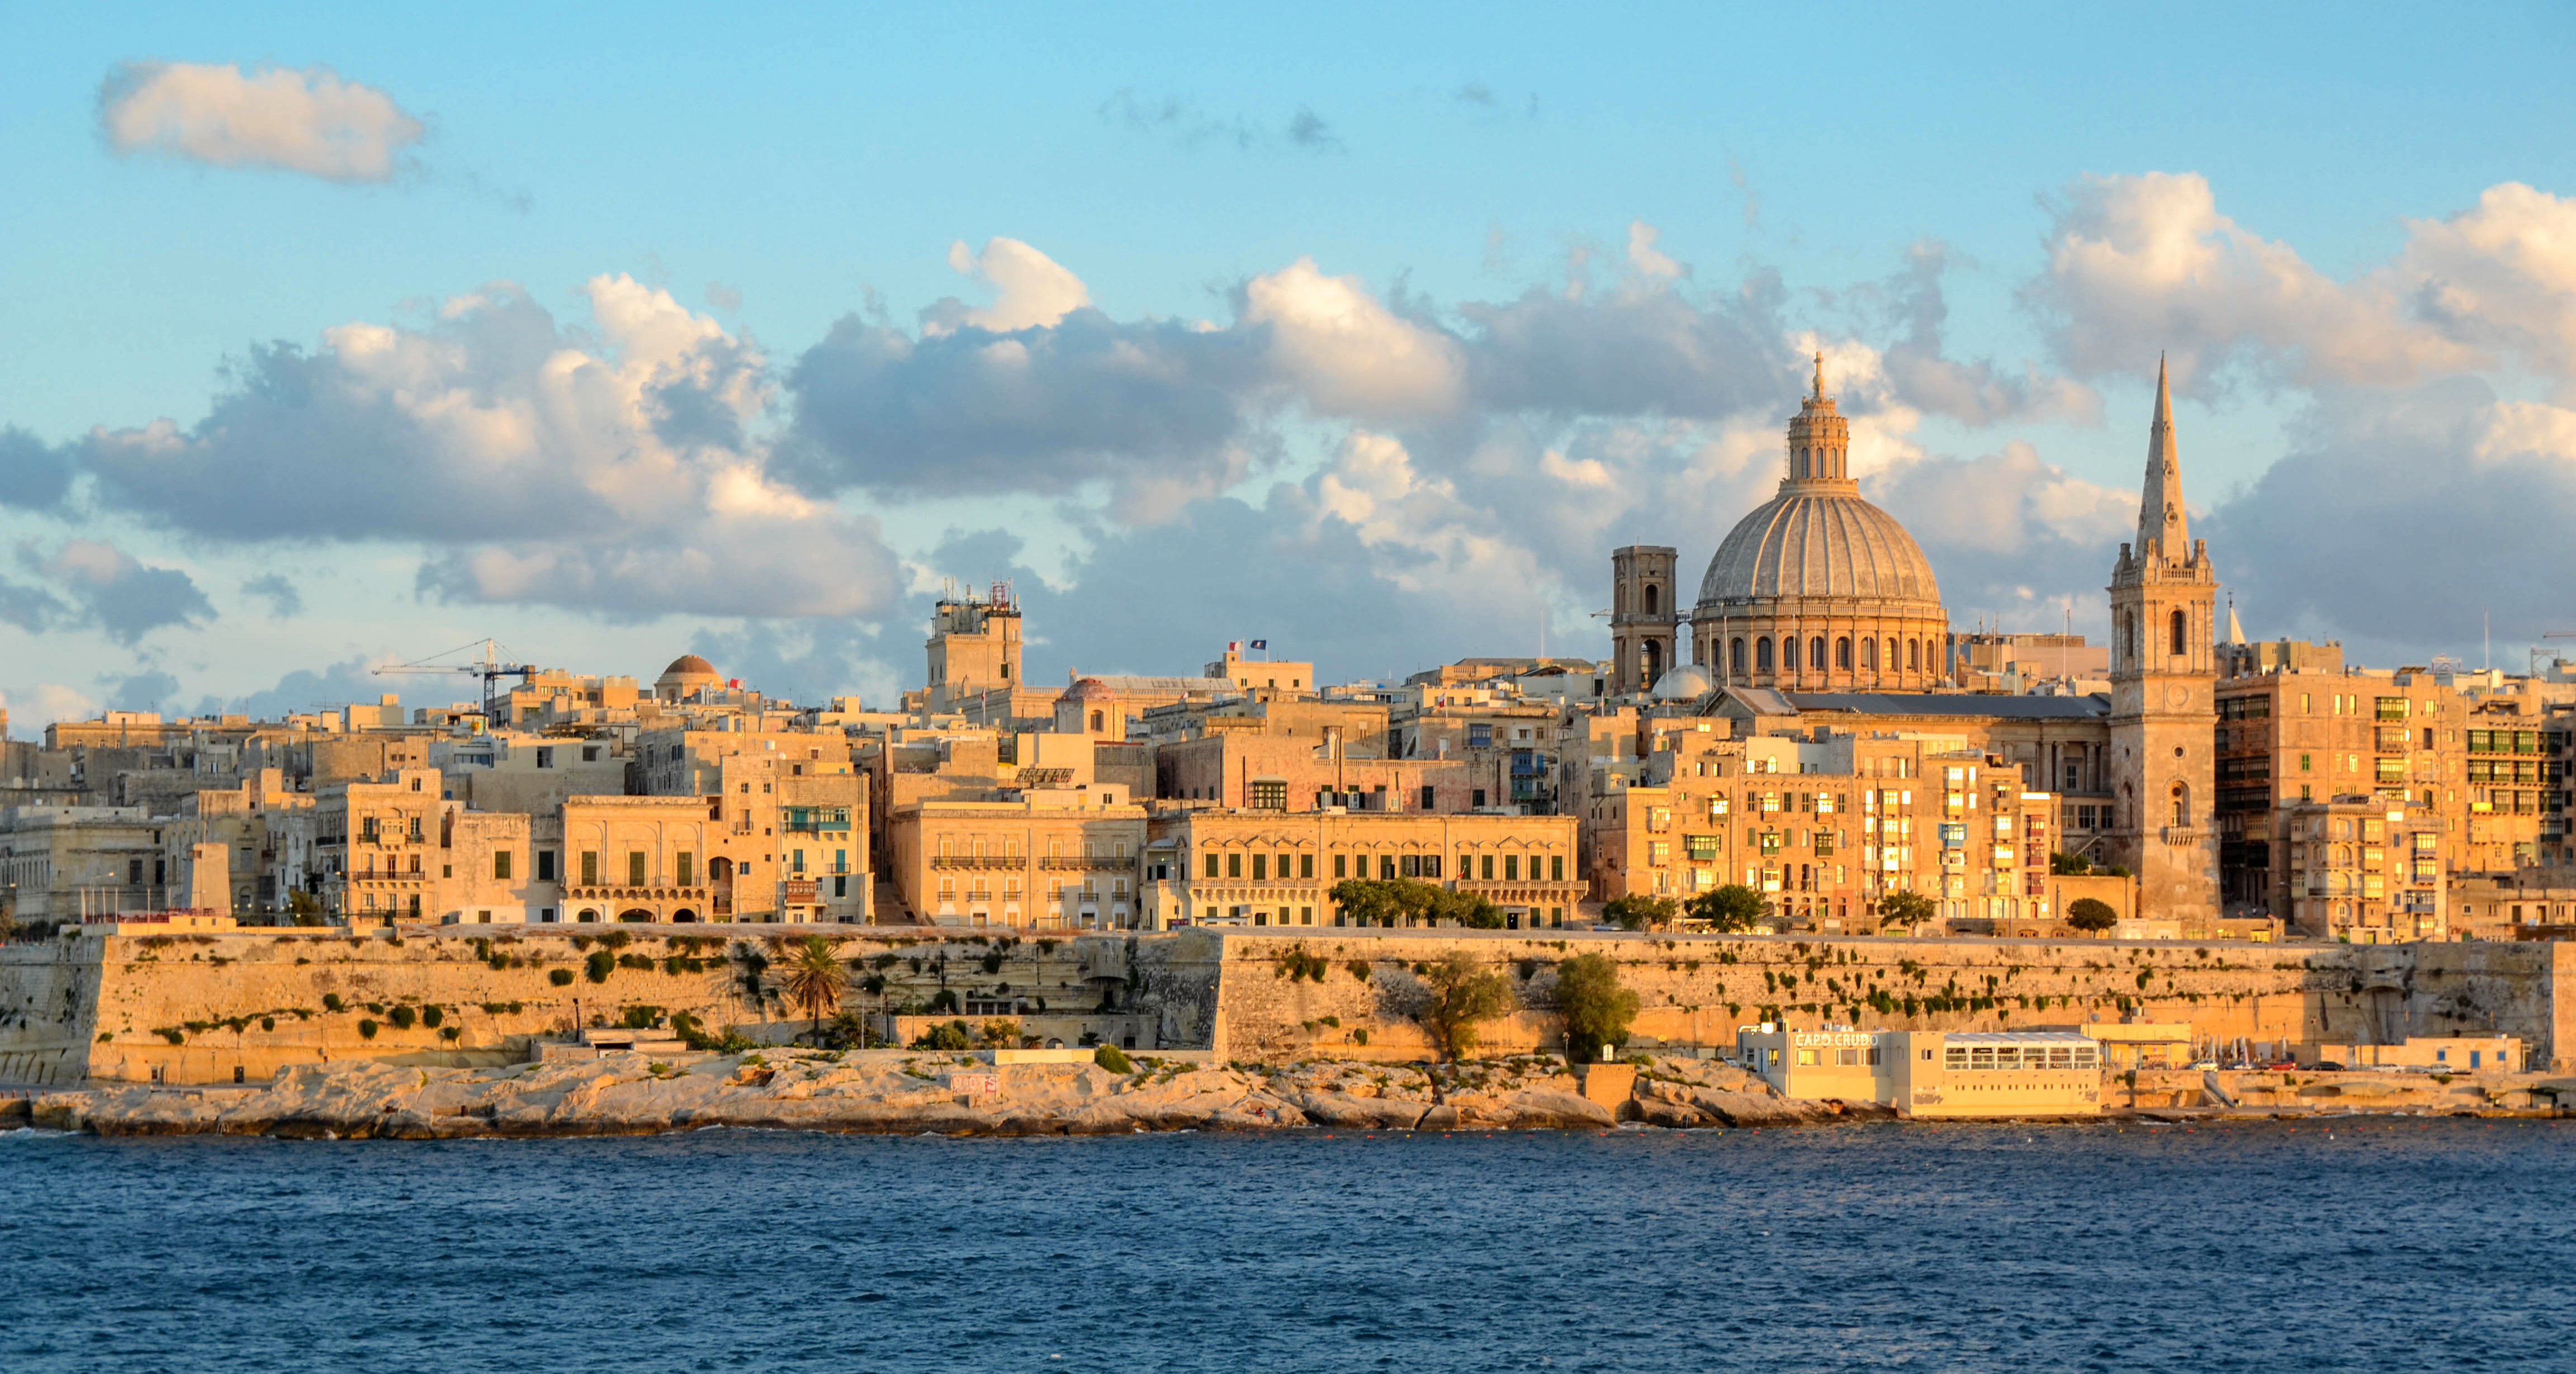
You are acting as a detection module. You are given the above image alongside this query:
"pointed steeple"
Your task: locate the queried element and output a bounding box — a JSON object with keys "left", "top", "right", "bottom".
{"left": 2224, "top": 594, "right": 2245, "bottom": 646}
{"left": 2137, "top": 354, "right": 2188, "bottom": 558}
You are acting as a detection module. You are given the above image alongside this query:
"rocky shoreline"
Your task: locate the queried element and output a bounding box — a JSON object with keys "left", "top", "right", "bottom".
{"left": 1, "top": 1050, "right": 1863, "bottom": 1139}
{"left": 8, "top": 1052, "right": 2565, "bottom": 1139}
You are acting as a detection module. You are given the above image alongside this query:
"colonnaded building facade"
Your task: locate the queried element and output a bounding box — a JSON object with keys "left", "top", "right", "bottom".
{"left": 1610, "top": 356, "right": 2221, "bottom": 926}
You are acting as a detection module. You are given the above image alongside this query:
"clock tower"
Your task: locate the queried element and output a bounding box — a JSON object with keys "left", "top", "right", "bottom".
{"left": 2106, "top": 358, "right": 2219, "bottom": 924}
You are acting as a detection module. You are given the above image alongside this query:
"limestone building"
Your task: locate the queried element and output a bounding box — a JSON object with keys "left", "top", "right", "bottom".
{"left": 1609, "top": 544, "right": 1680, "bottom": 694}
{"left": 2103, "top": 359, "right": 2220, "bottom": 927}
{"left": 1690, "top": 357, "right": 1950, "bottom": 690}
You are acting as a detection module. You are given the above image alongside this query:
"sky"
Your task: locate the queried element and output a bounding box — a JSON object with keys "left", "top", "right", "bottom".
{"left": 4, "top": 2, "right": 2575, "bottom": 727}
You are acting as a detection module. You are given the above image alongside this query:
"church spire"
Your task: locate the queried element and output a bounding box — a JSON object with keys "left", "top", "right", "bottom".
{"left": 2137, "top": 353, "right": 2187, "bottom": 558}
{"left": 1812, "top": 350, "right": 1825, "bottom": 401}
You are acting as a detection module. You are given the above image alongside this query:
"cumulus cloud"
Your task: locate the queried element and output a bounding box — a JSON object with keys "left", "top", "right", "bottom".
{"left": 926, "top": 238, "right": 1092, "bottom": 335}
{"left": 2027, "top": 171, "right": 2485, "bottom": 390}
{"left": 1243, "top": 259, "right": 1466, "bottom": 417}
{"left": 80, "top": 276, "right": 902, "bottom": 620}
{"left": 1876, "top": 243, "right": 2097, "bottom": 427}
{"left": 98, "top": 61, "right": 424, "bottom": 182}
{"left": 2203, "top": 379, "right": 2576, "bottom": 661}
{"left": 0, "top": 426, "right": 77, "bottom": 510}
{"left": 19, "top": 538, "right": 215, "bottom": 643}
{"left": 2391, "top": 183, "right": 2576, "bottom": 383}
{"left": 107, "top": 669, "right": 181, "bottom": 714}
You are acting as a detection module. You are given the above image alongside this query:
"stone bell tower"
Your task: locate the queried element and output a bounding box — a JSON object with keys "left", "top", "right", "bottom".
{"left": 1609, "top": 545, "right": 1680, "bottom": 695}
{"left": 2105, "top": 358, "right": 2219, "bottom": 923}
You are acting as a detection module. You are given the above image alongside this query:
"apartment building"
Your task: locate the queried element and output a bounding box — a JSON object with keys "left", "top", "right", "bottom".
{"left": 2216, "top": 667, "right": 2568, "bottom": 925}
{"left": 886, "top": 791, "right": 1148, "bottom": 930}
{"left": 1588, "top": 728, "right": 2059, "bottom": 933}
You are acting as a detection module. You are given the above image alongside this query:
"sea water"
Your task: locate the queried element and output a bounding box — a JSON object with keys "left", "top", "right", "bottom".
{"left": 4, "top": 1119, "right": 2573, "bottom": 1372}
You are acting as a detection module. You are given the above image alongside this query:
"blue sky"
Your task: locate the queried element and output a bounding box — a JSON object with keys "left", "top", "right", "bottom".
{"left": 4, "top": 2, "right": 2574, "bottom": 724}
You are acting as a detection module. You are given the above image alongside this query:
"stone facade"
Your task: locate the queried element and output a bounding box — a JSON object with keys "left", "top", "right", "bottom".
{"left": 1690, "top": 359, "right": 1949, "bottom": 691}
{"left": 2105, "top": 359, "right": 2220, "bottom": 927}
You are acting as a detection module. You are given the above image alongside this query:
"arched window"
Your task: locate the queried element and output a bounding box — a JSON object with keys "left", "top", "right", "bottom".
{"left": 1644, "top": 584, "right": 1659, "bottom": 615}
{"left": 1886, "top": 638, "right": 1898, "bottom": 673}
{"left": 2170, "top": 782, "right": 2190, "bottom": 828}
{"left": 1731, "top": 637, "right": 1747, "bottom": 675}
{"left": 1835, "top": 637, "right": 1852, "bottom": 671}
{"left": 1907, "top": 639, "right": 1920, "bottom": 672}
{"left": 1755, "top": 637, "right": 1774, "bottom": 671}
{"left": 1810, "top": 637, "right": 1826, "bottom": 671}
{"left": 1861, "top": 638, "right": 1876, "bottom": 671}
{"left": 2123, "top": 613, "right": 2137, "bottom": 667}
{"left": 1644, "top": 639, "right": 1664, "bottom": 686}
{"left": 2170, "top": 608, "right": 2187, "bottom": 657}
{"left": 1090, "top": 710, "right": 1105, "bottom": 732}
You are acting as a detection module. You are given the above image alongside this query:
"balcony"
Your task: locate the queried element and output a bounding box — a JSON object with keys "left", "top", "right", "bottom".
{"left": 930, "top": 855, "right": 1021, "bottom": 870}
{"left": 1039, "top": 856, "right": 1134, "bottom": 871}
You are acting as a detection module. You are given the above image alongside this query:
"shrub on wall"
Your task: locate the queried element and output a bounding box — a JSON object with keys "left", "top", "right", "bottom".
{"left": 388, "top": 1006, "right": 416, "bottom": 1030}
{"left": 357, "top": 1020, "right": 378, "bottom": 1039}
{"left": 550, "top": 968, "right": 576, "bottom": 986}
{"left": 585, "top": 950, "right": 616, "bottom": 984}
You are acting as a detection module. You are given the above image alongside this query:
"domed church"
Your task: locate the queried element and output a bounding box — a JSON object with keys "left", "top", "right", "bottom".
{"left": 1607, "top": 356, "right": 1949, "bottom": 694}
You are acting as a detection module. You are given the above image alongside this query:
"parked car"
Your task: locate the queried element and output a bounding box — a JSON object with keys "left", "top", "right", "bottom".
{"left": 2310, "top": 1061, "right": 2346, "bottom": 1072}
{"left": 2185, "top": 1059, "right": 2218, "bottom": 1070}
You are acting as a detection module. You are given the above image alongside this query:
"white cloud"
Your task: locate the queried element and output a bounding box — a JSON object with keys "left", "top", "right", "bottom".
{"left": 98, "top": 61, "right": 424, "bottom": 182}
{"left": 2393, "top": 183, "right": 2576, "bottom": 383}
{"left": 82, "top": 276, "right": 901, "bottom": 620}
{"left": 2030, "top": 171, "right": 2487, "bottom": 390}
{"left": 1243, "top": 258, "right": 1466, "bottom": 417}
{"left": 929, "top": 238, "right": 1093, "bottom": 335}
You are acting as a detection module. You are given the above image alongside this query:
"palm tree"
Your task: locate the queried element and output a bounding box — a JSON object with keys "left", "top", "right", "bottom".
{"left": 777, "top": 936, "right": 847, "bottom": 1035}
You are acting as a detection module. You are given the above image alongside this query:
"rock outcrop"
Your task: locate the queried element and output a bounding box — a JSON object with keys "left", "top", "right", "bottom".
{"left": 21, "top": 1050, "right": 1803, "bottom": 1139}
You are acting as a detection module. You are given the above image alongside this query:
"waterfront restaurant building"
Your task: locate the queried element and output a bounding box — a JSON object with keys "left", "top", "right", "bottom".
{"left": 1736, "top": 1025, "right": 2104, "bottom": 1119}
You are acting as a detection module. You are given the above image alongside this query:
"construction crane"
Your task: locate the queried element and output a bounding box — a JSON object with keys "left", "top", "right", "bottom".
{"left": 372, "top": 638, "right": 537, "bottom": 724}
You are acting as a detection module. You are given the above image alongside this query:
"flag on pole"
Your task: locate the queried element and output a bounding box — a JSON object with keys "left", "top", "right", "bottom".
{"left": 1249, "top": 639, "right": 1267, "bottom": 650}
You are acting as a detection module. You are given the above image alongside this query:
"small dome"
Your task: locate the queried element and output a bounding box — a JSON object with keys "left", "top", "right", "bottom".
{"left": 661, "top": 655, "right": 718, "bottom": 678}
{"left": 1066, "top": 677, "right": 1113, "bottom": 700}
{"left": 1652, "top": 664, "right": 1713, "bottom": 700}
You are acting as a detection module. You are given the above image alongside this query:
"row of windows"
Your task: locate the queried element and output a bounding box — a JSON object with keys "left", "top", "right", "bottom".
{"left": 1942, "top": 1045, "right": 2098, "bottom": 1070}
{"left": 1198, "top": 850, "right": 1570, "bottom": 883}
{"left": 1727, "top": 633, "right": 1929, "bottom": 675}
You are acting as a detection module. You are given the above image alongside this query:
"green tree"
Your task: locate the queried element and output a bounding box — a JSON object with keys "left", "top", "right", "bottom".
{"left": 1602, "top": 893, "right": 1679, "bottom": 931}
{"left": 2066, "top": 897, "right": 2120, "bottom": 933}
{"left": 1329, "top": 877, "right": 1502, "bottom": 928}
{"left": 1328, "top": 878, "right": 1408, "bottom": 927}
{"left": 1687, "top": 884, "right": 1767, "bottom": 932}
{"left": 1418, "top": 951, "right": 1515, "bottom": 1061}
{"left": 2049, "top": 851, "right": 2092, "bottom": 875}
{"left": 976, "top": 1017, "right": 1024, "bottom": 1049}
{"left": 911, "top": 1020, "right": 972, "bottom": 1050}
{"left": 776, "top": 936, "right": 848, "bottom": 1034}
{"left": 285, "top": 889, "right": 326, "bottom": 927}
{"left": 1877, "top": 889, "right": 1936, "bottom": 929}
{"left": 1554, "top": 953, "right": 1640, "bottom": 1062}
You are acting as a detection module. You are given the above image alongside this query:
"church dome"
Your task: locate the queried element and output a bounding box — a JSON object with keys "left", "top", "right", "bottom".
{"left": 1685, "top": 356, "right": 1951, "bottom": 690}
{"left": 661, "top": 654, "right": 717, "bottom": 679}
{"left": 1698, "top": 489, "right": 1942, "bottom": 611}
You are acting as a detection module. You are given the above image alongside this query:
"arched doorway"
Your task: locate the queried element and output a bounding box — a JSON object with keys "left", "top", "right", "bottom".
{"left": 1643, "top": 638, "right": 1664, "bottom": 687}
{"left": 617, "top": 908, "right": 654, "bottom": 923}
{"left": 575, "top": 908, "right": 601, "bottom": 923}
{"left": 670, "top": 909, "right": 698, "bottom": 923}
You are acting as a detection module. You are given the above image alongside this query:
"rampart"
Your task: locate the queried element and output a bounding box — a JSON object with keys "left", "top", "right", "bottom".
{"left": 4, "top": 926, "right": 2569, "bottom": 1086}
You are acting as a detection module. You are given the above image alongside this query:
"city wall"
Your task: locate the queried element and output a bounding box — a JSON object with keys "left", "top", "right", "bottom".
{"left": 1195, "top": 929, "right": 2576, "bottom": 1071}
{"left": 0, "top": 927, "right": 1162, "bottom": 1087}
{"left": 4, "top": 925, "right": 2570, "bottom": 1086}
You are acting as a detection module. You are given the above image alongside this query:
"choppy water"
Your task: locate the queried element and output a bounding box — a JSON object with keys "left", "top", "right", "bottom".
{"left": 5, "top": 1119, "right": 2573, "bottom": 1372}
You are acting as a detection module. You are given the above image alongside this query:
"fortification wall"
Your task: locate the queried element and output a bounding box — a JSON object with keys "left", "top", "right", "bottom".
{"left": 1199, "top": 930, "right": 2575, "bottom": 1070}
{"left": 7, "top": 925, "right": 2569, "bottom": 1086}
{"left": 0, "top": 926, "right": 1165, "bottom": 1086}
